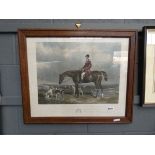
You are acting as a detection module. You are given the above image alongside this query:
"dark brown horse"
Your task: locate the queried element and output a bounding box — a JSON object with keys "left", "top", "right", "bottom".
{"left": 59, "top": 70, "right": 108, "bottom": 97}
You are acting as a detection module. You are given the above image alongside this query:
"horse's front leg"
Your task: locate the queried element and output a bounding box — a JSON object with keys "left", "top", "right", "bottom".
{"left": 75, "top": 83, "right": 79, "bottom": 97}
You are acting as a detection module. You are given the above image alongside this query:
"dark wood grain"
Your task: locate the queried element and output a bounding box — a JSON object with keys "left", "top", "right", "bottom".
{"left": 18, "top": 29, "right": 137, "bottom": 123}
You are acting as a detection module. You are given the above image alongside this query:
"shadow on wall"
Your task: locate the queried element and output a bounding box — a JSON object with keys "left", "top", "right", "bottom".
{"left": 138, "top": 31, "right": 144, "bottom": 106}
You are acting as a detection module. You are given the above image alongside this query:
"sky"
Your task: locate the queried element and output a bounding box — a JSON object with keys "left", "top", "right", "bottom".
{"left": 36, "top": 39, "right": 123, "bottom": 85}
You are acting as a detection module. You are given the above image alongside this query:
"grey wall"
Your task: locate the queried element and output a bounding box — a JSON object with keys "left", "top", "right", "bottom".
{"left": 0, "top": 19, "right": 155, "bottom": 135}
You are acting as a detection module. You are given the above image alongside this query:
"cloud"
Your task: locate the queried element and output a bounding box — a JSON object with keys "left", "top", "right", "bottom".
{"left": 36, "top": 41, "right": 121, "bottom": 84}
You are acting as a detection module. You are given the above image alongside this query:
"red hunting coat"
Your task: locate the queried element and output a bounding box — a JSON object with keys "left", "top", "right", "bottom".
{"left": 82, "top": 59, "right": 92, "bottom": 75}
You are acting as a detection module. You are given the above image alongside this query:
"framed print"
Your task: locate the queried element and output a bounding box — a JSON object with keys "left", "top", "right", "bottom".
{"left": 142, "top": 26, "right": 155, "bottom": 106}
{"left": 18, "top": 29, "right": 137, "bottom": 123}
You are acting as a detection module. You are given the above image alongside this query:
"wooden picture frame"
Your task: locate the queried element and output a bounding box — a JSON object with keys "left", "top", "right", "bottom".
{"left": 142, "top": 26, "right": 155, "bottom": 107}
{"left": 18, "top": 29, "right": 137, "bottom": 123}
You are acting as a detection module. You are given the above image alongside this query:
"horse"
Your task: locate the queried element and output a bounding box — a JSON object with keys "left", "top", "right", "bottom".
{"left": 59, "top": 70, "right": 108, "bottom": 97}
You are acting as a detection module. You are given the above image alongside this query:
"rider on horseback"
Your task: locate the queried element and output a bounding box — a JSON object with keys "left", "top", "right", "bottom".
{"left": 81, "top": 54, "right": 92, "bottom": 81}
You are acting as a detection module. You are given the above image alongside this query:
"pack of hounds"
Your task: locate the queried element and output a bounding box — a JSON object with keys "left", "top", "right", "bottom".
{"left": 45, "top": 85, "right": 104, "bottom": 101}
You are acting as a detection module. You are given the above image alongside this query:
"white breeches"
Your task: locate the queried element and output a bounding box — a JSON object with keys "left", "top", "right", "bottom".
{"left": 81, "top": 72, "right": 85, "bottom": 80}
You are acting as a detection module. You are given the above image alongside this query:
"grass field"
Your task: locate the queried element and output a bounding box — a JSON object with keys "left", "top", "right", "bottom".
{"left": 38, "top": 94, "right": 118, "bottom": 104}
{"left": 38, "top": 83, "right": 119, "bottom": 104}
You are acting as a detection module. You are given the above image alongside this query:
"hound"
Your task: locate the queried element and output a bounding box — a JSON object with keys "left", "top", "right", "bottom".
{"left": 91, "top": 89, "right": 104, "bottom": 98}
{"left": 45, "top": 87, "right": 54, "bottom": 99}
{"left": 53, "top": 88, "right": 64, "bottom": 100}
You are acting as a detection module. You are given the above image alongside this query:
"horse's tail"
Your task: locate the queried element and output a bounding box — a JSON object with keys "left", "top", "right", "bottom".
{"left": 101, "top": 71, "right": 108, "bottom": 81}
